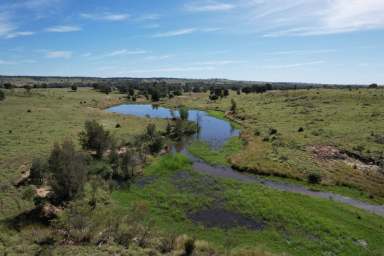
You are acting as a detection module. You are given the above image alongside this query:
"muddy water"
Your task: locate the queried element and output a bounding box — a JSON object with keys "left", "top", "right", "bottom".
{"left": 107, "top": 104, "right": 384, "bottom": 217}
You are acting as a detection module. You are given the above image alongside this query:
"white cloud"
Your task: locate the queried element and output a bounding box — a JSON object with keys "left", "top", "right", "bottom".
{"left": 153, "top": 28, "right": 197, "bottom": 37}
{"left": 185, "top": 1, "right": 235, "bottom": 12}
{"left": 192, "top": 60, "right": 243, "bottom": 65}
{"left": 124, "top": 66, "right": 216, "bottom": 74}
{"left": 144, "top": 55, "right": 171, "bottom": 61}
{"left": 5, "top": 31, "right": 35, "bottom": 39}
{"left": 0, "top": 59, "right": 16, "bottom": 65}
{"left": 244, "top": 0, "right": 384, "bottom": 36}
{"left": 269, "top": 49, "right": 337, "bottom": 55}
{"left": 261, "top": 61, "right": 325, "bottom": 69}
{"left": 81, "top": 12, "right": 130, "bottom": 21}
{"left": 105, "top": 49, "right": 147, "bottom": 57}
{"left": 136, "top": 14, "right": 160, "bottom": 21}
{"left": 46, "top": 25, "right": 81, "bottom": 32}
{"left": 45, "top": 51, "right": 73, "bottom": 59}
{"left": 153, "top": 27, "right": 222, "bottom": 38}
{"left": 91, "top": 49, "right": 147, "bottom": 60}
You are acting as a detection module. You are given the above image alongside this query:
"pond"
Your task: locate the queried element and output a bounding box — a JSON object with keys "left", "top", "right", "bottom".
{"left": 106, "top": 104, "right": 239, "bottom": 148}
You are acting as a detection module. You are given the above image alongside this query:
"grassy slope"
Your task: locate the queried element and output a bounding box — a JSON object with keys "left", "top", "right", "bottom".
{"left": 165, "top": 89, "right": 384, "bottom": 198}
{"left": 0, "top": 88, "right": 166, "bottom": 219}
{"left": 113, "top": 154, "right": 384, "bottom": 256}
{"left": 1, "top": 88, "right": 384, "bottom": 255}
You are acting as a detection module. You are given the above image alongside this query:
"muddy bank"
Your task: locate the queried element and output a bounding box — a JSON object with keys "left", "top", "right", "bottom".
{"left": 182, "top": 150, "right": 384, "bottom": 217}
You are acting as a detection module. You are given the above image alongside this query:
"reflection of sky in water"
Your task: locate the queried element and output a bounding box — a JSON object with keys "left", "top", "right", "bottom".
{"left": 107, "top": 104, "right": 240, "bottom": 148}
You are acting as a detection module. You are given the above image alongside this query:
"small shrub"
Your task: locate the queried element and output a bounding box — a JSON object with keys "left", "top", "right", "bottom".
{"left": 307, "top": 172, "right": 321, "bottom": 184}
{"left": 268, "top": 128, "right": 277, "bottom": 135}
{"left": 184, "top": 237, "right": 195, "bottom": 256}
{"left": 179, "top": 107, "right": 189, "bottom": 121}
{"left": 27, "top": 109, "right": 32, "bottom": 113}
{"left": 298, "top": 127, "right": 304, "bottom": 132}
{"left": 30, "top": 158, "right": 47, "bottom": 186}
{"left": 0, "top": 90, "right": 5, "bottom": 101}
{"left": 230, "top": 99, "right": 237, "bottom": 113}
{"left": 71, "top": 85, "right": 78, "bottom": 91}
{"left": 79, "top": 120, "right": 112, "bottom": 158}
{"left": 48, "top": 140, "right": 87, "bottom": 203}
{"left": 115, "top": 123, "right": 121, "bottom": 128}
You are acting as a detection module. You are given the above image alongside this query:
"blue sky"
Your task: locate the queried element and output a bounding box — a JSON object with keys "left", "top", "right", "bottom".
{"left": 0, "top": 0, "right": 383, "bottom": 84}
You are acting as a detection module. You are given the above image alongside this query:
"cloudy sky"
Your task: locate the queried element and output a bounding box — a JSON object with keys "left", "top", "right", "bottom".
{"left": 0, "top": 0, "right": 383, "bottom": 84}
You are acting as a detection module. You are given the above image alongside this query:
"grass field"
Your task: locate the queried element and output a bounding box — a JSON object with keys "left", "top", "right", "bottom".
{"left": 113, "top": 154, "right": 384, "bottom": 256}
{"left": 1, "top": 87, "right": 384, "bottom": 255}
{"left": 165, "top": 89, "right": 384, "bottom": 199}
{"left": 0, "top": 88, "right": 166, "bottom": 218}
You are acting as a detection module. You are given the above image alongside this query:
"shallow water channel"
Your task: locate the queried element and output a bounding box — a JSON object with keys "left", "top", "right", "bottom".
{"left": 107, "top": 104, "right": 384, "bottom": 217}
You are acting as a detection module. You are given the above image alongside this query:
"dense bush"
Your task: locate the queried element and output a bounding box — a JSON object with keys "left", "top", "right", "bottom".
{"left": 179, "top": 107, "right": 189, "bottom": 121}
{"left": 30, "top": 158, "right": 47, "bottom": 186}
{"left": 307, "top": 172, "right": 322, "bottom": 184}
{"left": 80, "top": 120, "right": 112, "bottom": 158}
{"left": 48, "top": 140, "right": 87, "bottom": 203}
{"left": 230, "top": 99, "right": 237, "bottom": 113}
{"left": 0, "top": 90, "right": 4, "bottom": 101}
{"left": 71, "top": 85, "right": 78, "bottom": 91}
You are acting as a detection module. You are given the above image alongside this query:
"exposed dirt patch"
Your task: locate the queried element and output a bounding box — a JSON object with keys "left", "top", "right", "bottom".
{"left": 188, "top": 208, "right": 266, "bottom": 230}
{"left": 36, "top": 186, "right": 51, "bottom": 198}
{"left": 309, "top": 145, "right": 381, "bottom": 173}
{"left": 310, "top": 145, "right": 346, "bottom": 160}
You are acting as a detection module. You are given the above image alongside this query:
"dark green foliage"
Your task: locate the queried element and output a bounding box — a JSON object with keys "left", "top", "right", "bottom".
{"left": 183, "top": 238, "right": 195, "bottom": 256}
{"left": 179, "top": 107, "right": 189, "bottom": 121}
{"left": 230, "top": 99, "right": 237, "bottom": 113}
{"left": 0, "top": 90, "right": 4, "bottom": 101}
{"left": 30, "top": 158, "right": 46, "bottom": 186}
{"left": 48, "top": 140, "right": 87, "bottom": 203}
{"left": 192, "top": 87, "right": 201, "bottom": 93}
{"left": 269, "top": 128, "right": 278, "bottom": 135}
{"left": 146, "top": 124, "right": 164, "bottom": 154}
{"left": 109, "top": 143, "right": 120, "bottom": 177}
{"left": 298, "top": 127, "right": 304, "bottom": 132}
{"left": 128, "top": 87, "right": 135, "bottom": 97}
{"left": 24, "top": 85, "right": 32, "bottom": 94}
{"left": 4, "top": 83, "right": 13, "bottom": 89}
{"left": 71, "top": 85, "right": 78, "bottom": 91}
{"left": 209, "top": 94, "right": 219, "bottom": 101}
{"left": 308, "top": 173, "right": 322, "bottom": 184}
{"left": 242, "top": 84, "right": 272, "bottom": 94}
{"left": 371, "top": 133, "right": 384, "bottom": 144}
{"left": 369, "top": 83, "right": 378, "bottom": 89}
{"left": 174, "top": 89, "right": 182, "bottom": 96}
{"left": 135, "top": 124, "right": 164, "bottom": 154}
{"left": 121, "top": 150, "right": 137, "bottom": 181}
{"left": 150, "top": 89, "right": 160, "bottom": 102}
{"left": 79, "top": 120, "right": 111, "bottom": 158}
{"left": 97, "top": 85, "right": 112, "bottom": 94}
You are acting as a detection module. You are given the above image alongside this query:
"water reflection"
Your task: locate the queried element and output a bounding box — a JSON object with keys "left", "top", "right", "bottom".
{"left": 106, "top": 104, "right": 239, "bottom": 148}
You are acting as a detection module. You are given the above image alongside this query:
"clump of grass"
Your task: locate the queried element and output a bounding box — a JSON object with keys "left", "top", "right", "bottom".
{"left": 188, "top": 137, "right": 244, "bottom": 166}
{"left": 147, "top": 154, "right": 191, "bottom": 175}
{"left": 307, "top": 172, "right": 322, "bottom": 184}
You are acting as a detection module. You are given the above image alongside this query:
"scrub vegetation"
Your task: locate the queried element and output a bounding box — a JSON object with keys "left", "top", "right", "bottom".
{"left": 0, "top": 83, "right": 383, "bottom": 255}
{"left": 166, "top": 88, "right": 384, "bottom": 200}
